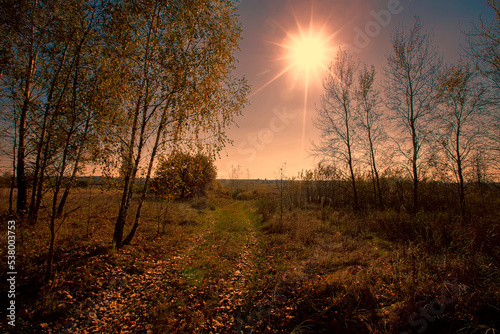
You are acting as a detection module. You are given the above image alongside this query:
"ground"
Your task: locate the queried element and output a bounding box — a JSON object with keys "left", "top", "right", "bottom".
{"left": 0, "top": 186, "right": 499, "bottom": 333}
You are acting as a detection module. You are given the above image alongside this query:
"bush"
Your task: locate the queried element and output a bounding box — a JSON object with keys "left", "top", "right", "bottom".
{"left": 190, "top": 197, "right": 207, "bottom": 210}
{"left": 235, "top": 191, "right": 257, "bottom": 201}
{"left": 152, "top": 151, "right": 216, "bottom": 199}
{"left": 256, "top": 193, "right": 277, "bottom": 223}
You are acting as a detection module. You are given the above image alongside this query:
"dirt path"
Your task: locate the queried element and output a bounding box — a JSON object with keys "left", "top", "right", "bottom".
{"left": 48, "top": 200, "right": 262, "bottom": 334}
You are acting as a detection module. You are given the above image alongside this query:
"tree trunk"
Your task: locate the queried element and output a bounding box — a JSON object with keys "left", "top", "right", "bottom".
{"left": 456, "top": 130, "right": 467, "bottom": 220}
{"left": 17, "top": 69, "right": 32, "bottom": 215}
{"left": 367, "top": 128, "right": 383, "bottom": 209}
{"left": 123, "top": 100, "right": 171, "bottom": 246}
{"left": 412, "top": 144, "right": 418, "bottom": 213}
{"left": 46, "top": 121, "right": 73, "bottom": 282}
{"left": 46, "top": 225, "right": 55, "bottom": 282}
{"left": 29, "top": 43, "right": 70, "bottom": 223}
{"left": 56, "top": 93, "right": 90, "bottom": 217}
{"left": 123, "top": 129, "right": 158, "bottom": 245}
{"left": 113, "top": 16, "right": 154, "bottom": 250}
{"left": 113, "top": 106, "right": 140, "bottom": 249}
{"left": 348, "top": 155, "right": 358, "bottom": 210}
{"left": 9, "top": 118, "right": 17, "bottom": 213}
{"left": 345, "top": 107, "right": 358, "bottom": 210}
{"left": 406, "top": 65, "right": 419, "bottom": 213}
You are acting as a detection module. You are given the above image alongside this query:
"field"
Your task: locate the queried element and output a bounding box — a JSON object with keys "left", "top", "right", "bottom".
{"left": 1, "top": 180, "right": 499, "bottom": 333}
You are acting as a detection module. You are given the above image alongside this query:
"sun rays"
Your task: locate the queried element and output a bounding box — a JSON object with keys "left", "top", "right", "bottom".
{"left": 248, "top": 9, "right": 338, "bottom": 168}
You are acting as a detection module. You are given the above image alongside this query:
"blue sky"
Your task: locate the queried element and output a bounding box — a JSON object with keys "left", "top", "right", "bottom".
{"left": 215, "top": 0, "right": 493, "bottom": 179}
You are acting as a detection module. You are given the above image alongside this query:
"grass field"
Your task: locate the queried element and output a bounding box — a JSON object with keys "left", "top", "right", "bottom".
{"left": 1, "top": 181, "right": 499, "bottom": 333}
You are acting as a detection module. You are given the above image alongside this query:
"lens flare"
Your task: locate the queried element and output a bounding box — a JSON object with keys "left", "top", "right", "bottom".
{"left": 285, "top": 28, "right": 331, "bottom": 81}
{"left": 291, "top": 36, "right": 327, "bottom": 71}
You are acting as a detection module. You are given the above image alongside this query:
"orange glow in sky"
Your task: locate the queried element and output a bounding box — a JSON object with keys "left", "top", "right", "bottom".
{"left": 246, "top": 13, "right": 337, "bottom": 170}
{"left": 214, "top": 0, "right": 488, "bottom": 180}
{"left": 278, "top": 18, "right": 336, "bottom": 168}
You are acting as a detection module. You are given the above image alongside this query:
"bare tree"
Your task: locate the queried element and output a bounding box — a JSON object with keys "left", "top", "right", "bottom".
{"left": 228, "top": 164, "right": 242, "bottom": 194}
{"left": 434, "top": 61, "right": 485, "bottom": 219}
{"left": 384, "top": 17, "right": 441, "bottom": 212}
{"left": 466, "top": 0, "right": 500, "bottom": 175}
{"left": 275, "top": 162, "right": 286, "bottom": 229}
{"left": 466, "top": 0, "right": 500, "bottom": 99}
{"left": 356, "top": 65, "right": 385, "bottom": 209}
{"left": 314, "top": 47, "right": 359, "bottom": 210}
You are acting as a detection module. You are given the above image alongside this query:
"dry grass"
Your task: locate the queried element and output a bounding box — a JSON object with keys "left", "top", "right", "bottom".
{"left": 0, "top": 185, "right": 499, "bottom": 333}
{"left": 255, "top": 203, "right": 500, "bottom": 333}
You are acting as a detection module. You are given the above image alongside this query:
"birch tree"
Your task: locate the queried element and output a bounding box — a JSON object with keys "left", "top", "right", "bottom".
{"left": 0, "top": 0, "right": 48, "bottom": 214}
{"left": 1, "top": 0, "right": 124, "bottom": 280}
{"left": 356, "top": 65, "right": 385, "bottom": 208}
{"left": 434, "top": 62, "right": 485, "bottom": 219}
{"left": 314, "top": 48, "right": 359, "bottom": 210}
{"left": 466, "top": 0, "right": 500, "bottom": 175}
{"left": 110, "top": 0, "right": 248, "bottom": 249}
{"left": 384, "top": 18, "right": 441, "bottom": 212}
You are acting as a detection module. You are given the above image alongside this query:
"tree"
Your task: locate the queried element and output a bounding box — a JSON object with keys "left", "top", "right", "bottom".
{"left": 466, "top": 0, "right": 500, "bottom": 99}
{"left": 275, "top": 163, "right": 286, "bottom": 229}
{"left": 466, "top": 0, "right": 500, "bottom": 175}
{"left": 434, "top": 62, "right": 485, "bottom": 219}
{"left": 314, "top": 47, "right": 359, "bottom": 210}
{"left": 1, "top": 0, "right": 126, "bottom": 280}
{"left": 110, "top": 0, "right": 248, "bottom": 249}
{"left": 356, "top": 65, "right": 385, "bottom": 208}
{"left": 228, "top": 164, "right": 242, "bottom": 194}
{"left": 384, "top": 17, "right": 441, "bottom": 212}
{"left": 153, "top": 151, "right": 217, "bottom": 200}
{"left": 0, "top": 0, "right": 45, "bottom": 215}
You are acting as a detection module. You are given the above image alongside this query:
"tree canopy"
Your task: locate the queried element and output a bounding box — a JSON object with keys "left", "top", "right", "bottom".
{"left": 153, "top": 151, "right": 217, "bottom": 200}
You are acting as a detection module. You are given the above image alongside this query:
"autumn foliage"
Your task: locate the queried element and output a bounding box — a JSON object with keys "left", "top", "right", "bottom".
{"left": 152, "top": 152, "right": 217, "bottom": 199}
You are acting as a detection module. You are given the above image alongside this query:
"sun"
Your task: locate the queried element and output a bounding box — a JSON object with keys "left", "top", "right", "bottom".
{"left": 291, "top": 36, "right": 327, "bottom": 72}
{"left": 249, "top": 19, "right": 336, "bottom": 97}
{"left": 286, "top": 28, "right": 331, "bottom": 80}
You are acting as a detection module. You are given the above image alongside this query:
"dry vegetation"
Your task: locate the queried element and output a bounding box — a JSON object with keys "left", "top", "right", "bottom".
{"left": 1, "top": 179, "right": 499, "bottom": 333}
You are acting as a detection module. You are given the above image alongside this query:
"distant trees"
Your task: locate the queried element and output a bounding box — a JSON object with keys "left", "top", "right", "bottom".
{"left": 311, "top": 12, "right": 500, "bottom": 215}
{"left": 153, "top": 152, "right": 217, "bottom": 200}
{"left": 384, "top": 17, "right": 441, "bottom": 212}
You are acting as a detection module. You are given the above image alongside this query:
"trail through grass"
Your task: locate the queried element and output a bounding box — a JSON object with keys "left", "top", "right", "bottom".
{"left": 17, "top": 199, "right": 266, "bottom": 333}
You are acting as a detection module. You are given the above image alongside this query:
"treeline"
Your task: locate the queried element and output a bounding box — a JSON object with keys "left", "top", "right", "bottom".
{"left": 312, "top": 10, "right": 500, "bottom": 218}
{"left": 0, "top": 0, "right": 248, "bottom": 280}
{"left": 262, "top": 164, "right": 499, "bottom": 216}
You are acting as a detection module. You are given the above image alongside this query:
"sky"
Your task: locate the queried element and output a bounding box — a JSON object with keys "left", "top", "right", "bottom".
{"left": 214, "top": 0, "right": 493, "bottom": 180}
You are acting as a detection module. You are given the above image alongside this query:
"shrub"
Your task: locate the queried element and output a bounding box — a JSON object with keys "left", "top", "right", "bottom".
{"left": 190, "top": 197, "right": 207, "bottom": 210}
{"left": 235, "top": 191, "right": 256, "bottom": 201}
{"left": 152, "top": 151, "right": 216, "bottom": 199}
{"left": 256, "top": 193, "right": 277, "bottom": 223}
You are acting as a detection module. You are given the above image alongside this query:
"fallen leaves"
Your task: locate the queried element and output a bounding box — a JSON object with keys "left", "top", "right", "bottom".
{"left": 14, "top": 201, "right": 305, "bottom": 334}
